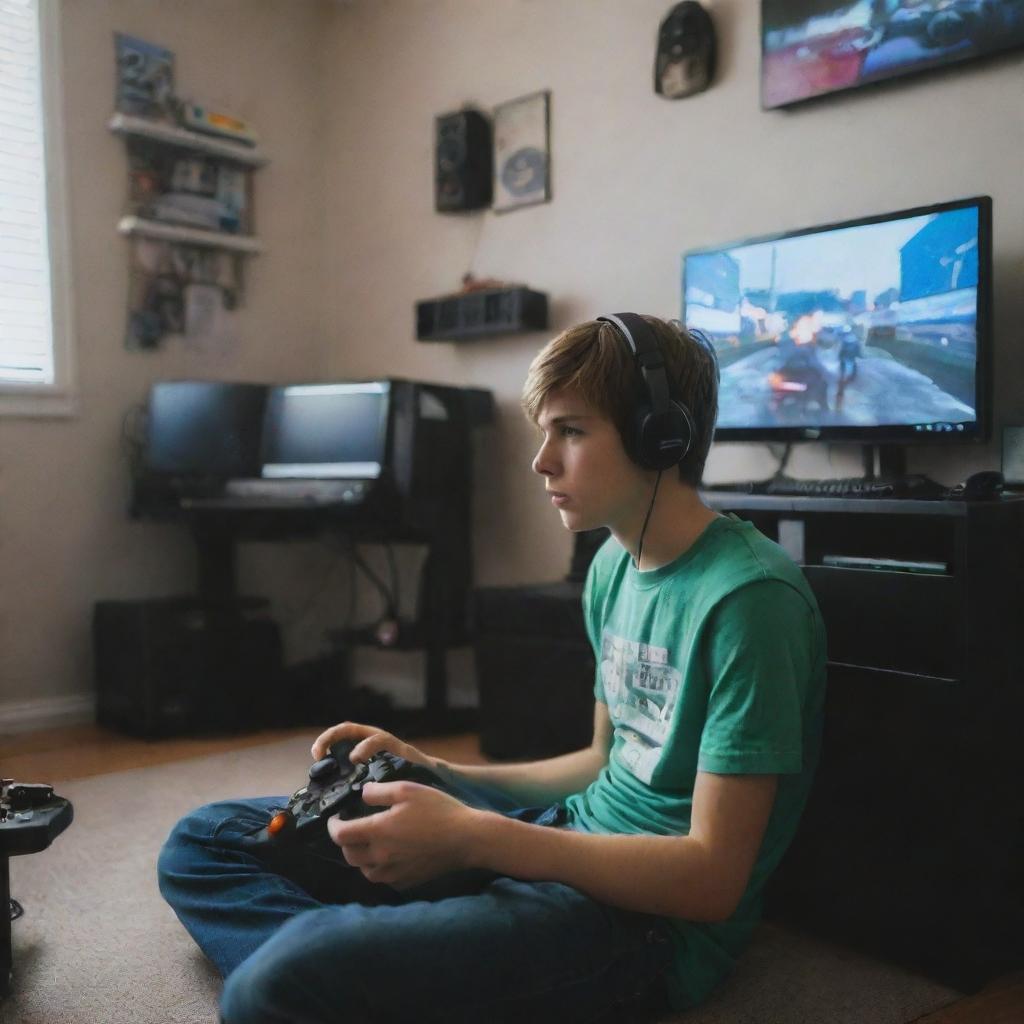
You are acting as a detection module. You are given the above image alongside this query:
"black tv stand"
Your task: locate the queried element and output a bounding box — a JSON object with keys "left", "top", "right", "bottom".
{"left": 862, "top": 442, "right": 906, "bottom": 481}
{"left": 703, "top": 491, "right": 1024, "bottom": 989}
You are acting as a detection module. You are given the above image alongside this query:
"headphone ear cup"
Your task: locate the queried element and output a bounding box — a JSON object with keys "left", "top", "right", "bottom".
{"left": 635, "top": 401, "right": 693, "bottom": 470}
{"left": 632, "top": 405, "right": 655, "bottom": 467}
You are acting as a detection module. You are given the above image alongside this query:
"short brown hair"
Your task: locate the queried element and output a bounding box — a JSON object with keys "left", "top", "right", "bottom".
{"left": 521, "top": 315, "right": 719, "bottom": 486}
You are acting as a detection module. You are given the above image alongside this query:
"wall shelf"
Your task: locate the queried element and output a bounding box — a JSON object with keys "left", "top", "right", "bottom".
{"left": 110, "top": 103, "right": 266, "bottom": 347}
{"left": 108, "top": 112, "right": 268, "bottom": 167}
{"left": 117, "top": 215, "right": 264, "bottom": 253}
{"left": 416, "top": 287, "right": 548, "bottom": 342}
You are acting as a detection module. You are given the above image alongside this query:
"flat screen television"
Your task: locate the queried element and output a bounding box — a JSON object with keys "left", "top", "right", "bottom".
{"left": 762, "top": 1, "right": 1024, "bottom": 109}
{"left": 682, "top": 195, "right": 992, "bottom": 444}
{"left": 144, "top": 381, "right": 267, "bottom": 479}
{"left": 260, "top": 382, "right": 391, "bottom": 479}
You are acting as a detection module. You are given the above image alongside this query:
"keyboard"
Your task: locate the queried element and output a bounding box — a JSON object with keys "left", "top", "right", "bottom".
{"left": 182, "top": 478, "right": 373, "bottom": 509}
{"left": 707, "top": 475, "right": 948, "bottom": 500}
{"left": 224, "top": 479, "right": 368, "bottom": 502}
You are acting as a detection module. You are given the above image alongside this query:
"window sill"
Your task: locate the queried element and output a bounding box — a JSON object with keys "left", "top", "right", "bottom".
{"left": 0, "top": 388, "right": 79, "bottom": 418}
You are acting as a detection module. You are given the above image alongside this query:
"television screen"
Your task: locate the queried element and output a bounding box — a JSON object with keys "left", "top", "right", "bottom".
{"left": 260, "top": 382, "right": 390, "bottom": 479}
{"left": 145, "top": 381, "right": 267, "bottom": 479}
{"left": 682, "top": 196, "right": 991, "bottom": 442}
{"left": 762, "top": 1, "right": 1024, "bottom": 109}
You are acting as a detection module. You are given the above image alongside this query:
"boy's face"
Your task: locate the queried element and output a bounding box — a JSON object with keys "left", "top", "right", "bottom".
{"left": 532, "top": 388, "right": 650, "bottom": 534}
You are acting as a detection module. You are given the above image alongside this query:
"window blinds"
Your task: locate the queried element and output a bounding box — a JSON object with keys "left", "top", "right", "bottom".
{"left": 0, "top": 0, "right": 54, "bottom": 385}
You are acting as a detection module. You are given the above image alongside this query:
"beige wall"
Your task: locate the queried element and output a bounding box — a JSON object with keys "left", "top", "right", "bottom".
{"left": 320, "top": 0, "right": 1024, "bottom": 594}
{"left": 4, "top": 0, "right": 1023, "bottom": 723}
{"left": 0, "top": 0, "right": 331, "bottom": 722}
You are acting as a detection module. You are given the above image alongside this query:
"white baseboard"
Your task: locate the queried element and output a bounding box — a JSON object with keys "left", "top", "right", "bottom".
{"left": 0, "top": 693, "right": 96, "bottom": 736}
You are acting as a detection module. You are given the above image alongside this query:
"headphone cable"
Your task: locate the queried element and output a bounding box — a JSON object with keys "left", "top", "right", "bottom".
{"left": 636, "top": 469, "right": 663, "bottom": 570}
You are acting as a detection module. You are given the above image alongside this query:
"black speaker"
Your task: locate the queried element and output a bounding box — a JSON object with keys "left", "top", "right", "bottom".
{"left": 434, "top": 109, "right": 492, "bottom": 212}
{"left": 473, "top": 581, "right": 595, "bottom": 760}
{"left": 94, "top": 597, "right": 283, "bottom": 738}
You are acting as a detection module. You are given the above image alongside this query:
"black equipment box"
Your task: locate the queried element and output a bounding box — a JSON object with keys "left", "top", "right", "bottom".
{"left": 415, "top": 287, "right": 548, "bottom": 342}
{"left": 473, "top": 580, "right": 595, "bottom": 761}
{"left": 472, "top": 530, "right": 608, "bottom": 760}
{"left": 94, "top": 597, "right": 284, "bottom": 738}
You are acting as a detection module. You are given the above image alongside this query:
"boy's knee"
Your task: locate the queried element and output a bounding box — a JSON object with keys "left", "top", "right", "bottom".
{"left": 156, "top": 802, "right": 232, "bottom": 899}
{"left": 157, "top": 810, "right": 198, "bottom": 892}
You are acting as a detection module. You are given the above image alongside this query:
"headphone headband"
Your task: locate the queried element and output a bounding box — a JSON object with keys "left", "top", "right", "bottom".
{"left": 599, "top": 313, "right": 672, "bottom": 415}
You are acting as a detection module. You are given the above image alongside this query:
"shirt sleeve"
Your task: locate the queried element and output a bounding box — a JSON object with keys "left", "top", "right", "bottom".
{"left": 697, "top": 578, "right": 817, "bottom": 776}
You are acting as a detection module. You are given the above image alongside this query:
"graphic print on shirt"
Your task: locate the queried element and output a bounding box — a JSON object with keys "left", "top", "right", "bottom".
{"left": 600, "top": 629, "right": 680, "bottom": 784}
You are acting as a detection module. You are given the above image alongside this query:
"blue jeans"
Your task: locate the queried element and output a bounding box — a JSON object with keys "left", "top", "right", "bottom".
{"left": 158, "top": 779, "right": 674, "bottom": 1024}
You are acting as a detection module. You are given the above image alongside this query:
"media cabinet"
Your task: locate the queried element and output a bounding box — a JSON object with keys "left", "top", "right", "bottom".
{"left": 474, "top": 495, "right": 1024, "bottom": 989}
{"left": 702, "top": 492, "right": 1024, "bottom": 991}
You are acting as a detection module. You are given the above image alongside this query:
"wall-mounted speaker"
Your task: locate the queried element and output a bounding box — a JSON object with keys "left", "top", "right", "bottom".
{"left": 435, "top": 109, "right": 492, "bottom": 212}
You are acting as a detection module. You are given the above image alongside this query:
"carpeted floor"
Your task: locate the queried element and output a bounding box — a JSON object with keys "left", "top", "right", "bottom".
{"left": 3, "top": 735, "right": 964, "bottom": 1024}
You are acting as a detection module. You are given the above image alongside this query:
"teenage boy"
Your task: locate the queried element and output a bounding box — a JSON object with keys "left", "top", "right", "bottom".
{"left": 159, "top": 313, "right": 826, "bottom": 1024}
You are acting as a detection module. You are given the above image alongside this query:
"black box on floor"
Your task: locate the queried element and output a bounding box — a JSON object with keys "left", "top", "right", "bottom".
{"left": 93, "top": 597, "right": 283, "bottom": 738}
{"left": 473, "top": 581, "right": 595, "bottom": 760}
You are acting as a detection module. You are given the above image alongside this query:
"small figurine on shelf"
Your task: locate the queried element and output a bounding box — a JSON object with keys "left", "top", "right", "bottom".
{"left": 460, "top": 272, "right": 512, "bottom": 293}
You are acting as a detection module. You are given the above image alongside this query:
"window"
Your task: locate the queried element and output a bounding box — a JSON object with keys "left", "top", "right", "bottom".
{"left": 0, "top": 0, "right": 75, "bottom": 416}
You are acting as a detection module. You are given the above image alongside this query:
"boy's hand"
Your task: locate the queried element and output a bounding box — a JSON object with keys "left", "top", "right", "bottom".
{"left": 326, "top": 781, "right": 484, "bottom": 889}
{"left": 311, "top": 721, "right": 433, "bottom": 769}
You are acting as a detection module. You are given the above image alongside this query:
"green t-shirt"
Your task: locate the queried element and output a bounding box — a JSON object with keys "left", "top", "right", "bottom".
{"left": 563, "top": 514, "right": 827, "bottom": 1009}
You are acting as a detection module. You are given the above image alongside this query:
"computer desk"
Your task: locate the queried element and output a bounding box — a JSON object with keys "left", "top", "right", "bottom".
{"left": 167, "top": 493, "right": 476, "bottom": 733}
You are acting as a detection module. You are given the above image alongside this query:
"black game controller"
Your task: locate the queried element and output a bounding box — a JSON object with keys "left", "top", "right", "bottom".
{"left": 262, "top": 741, "right": 445, "bottom": 843}
{"left": 0, "top": 781, "right": 73, "bottom": 857}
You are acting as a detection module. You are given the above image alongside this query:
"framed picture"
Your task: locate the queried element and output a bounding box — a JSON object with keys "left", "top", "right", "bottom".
{"left": 114, "top": 33, "right": 176, "bottom": 121}
{"left": 761, "top": 1, "right": 1024, "bottom": 110}
{"left": 493, "top": 90, "right": 550, "bottom": 213}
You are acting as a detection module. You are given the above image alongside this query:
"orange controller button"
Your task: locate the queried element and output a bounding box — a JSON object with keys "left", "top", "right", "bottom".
{"left": 209, "top": 112, "right": 246, "bottom": 131}
{"left": 268, "top": 811, "right": 292, "bottom": 835}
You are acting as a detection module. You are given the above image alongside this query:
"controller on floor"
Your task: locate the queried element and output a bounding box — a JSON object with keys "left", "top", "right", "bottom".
{"left": 263, "top": 740, "right": 445, "bottom": 843}
{"left": 0, "top": 780, "right": 74, "bottom": 857}
{"left": 2, "top": 779, "right": 74, "bottom": 996}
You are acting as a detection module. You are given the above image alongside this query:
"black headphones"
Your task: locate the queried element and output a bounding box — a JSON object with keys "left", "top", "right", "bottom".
{"left": 597, "top": 313, "right": 695, "bottom": 471}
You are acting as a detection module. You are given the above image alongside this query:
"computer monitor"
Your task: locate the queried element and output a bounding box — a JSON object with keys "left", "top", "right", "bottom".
{"left": 682, "top": 195, "right": 992, "bottom": 445}
{"left": 260, "top": 382, "right": 390, "bottom": 479}
{"left": 144, "top": 381, "right": 267, "bottom": 479}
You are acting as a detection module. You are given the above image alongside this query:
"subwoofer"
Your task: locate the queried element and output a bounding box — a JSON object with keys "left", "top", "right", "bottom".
{"left": 93, "top": 597, "right": 283, "bottom": 738}
{"left": 435, "top": 109, "right": 492, "bottom": 212}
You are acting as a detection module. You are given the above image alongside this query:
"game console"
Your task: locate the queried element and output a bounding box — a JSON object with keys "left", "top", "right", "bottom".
{"left": 179, "top": 101, "right": 259, "bottom": 146}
